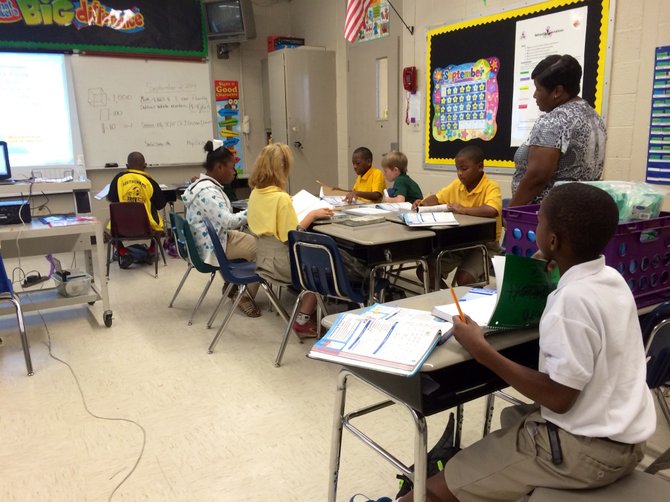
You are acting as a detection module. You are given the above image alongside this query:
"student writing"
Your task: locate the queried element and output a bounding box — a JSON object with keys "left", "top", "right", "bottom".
{"left": 413, "top": 145, "right": 501, "bottom": 286}
{"left": 344, "top": 146, "right": 386, "bottom": 203}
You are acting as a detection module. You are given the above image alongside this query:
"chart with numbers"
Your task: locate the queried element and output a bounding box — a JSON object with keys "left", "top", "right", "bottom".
{"left": 646, "top": 45, "right": 670, "bottom": 185}
{"left": 431, "top": 57, "right": 500, "bottom": 142}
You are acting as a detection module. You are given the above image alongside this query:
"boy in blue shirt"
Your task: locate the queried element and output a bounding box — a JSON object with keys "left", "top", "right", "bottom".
{"left": 362, "top": 183, "right": 655, "bottom": 502}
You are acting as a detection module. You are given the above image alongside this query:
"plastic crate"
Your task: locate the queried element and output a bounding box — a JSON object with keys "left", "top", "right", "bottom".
{"left": 503, "top": 204, "right": 670, "bottom": 308}
{"left": 52, "top": 272, "right": 92, "bottom": 298}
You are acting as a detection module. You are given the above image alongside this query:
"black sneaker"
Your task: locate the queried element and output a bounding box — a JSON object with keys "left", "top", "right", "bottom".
{"left": 395, "top": 412, "right": 460, "bottom": 499}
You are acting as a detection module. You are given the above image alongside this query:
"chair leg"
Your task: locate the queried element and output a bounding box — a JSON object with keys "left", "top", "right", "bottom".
{"left": 274, "top": 290, "right": 308, "bottom": 368}
{"left": 655, "top": 387, "right": 670, "bottom": 426}
{"left": 186, "top": 271, "right": 215, "bottom": 326}
{"left": 259, "top": 281, "right": 290, "bottom": 324}
{"left": 168, "top": 264, "right": 194, "bottom": 308}
{"left": 207, "top": 284, "right": 246, "bottom": 354}
{"left": 9, "top": 296, "right": 33, "bottom": 376}
{"left": 207, "top": 280, "right": 232, "bottom": 328}
{"left": 106, "top": 240, "right": 113, "bottom": 277}
{"left": 157, "top": 237, "right": 167, "bottom": 266}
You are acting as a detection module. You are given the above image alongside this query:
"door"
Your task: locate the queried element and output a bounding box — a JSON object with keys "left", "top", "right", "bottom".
{"left": 347, "top": 20, "right": 401, "bottom": 186}
{"left": 269, "top": 48, "right": 338, "bottom": 195}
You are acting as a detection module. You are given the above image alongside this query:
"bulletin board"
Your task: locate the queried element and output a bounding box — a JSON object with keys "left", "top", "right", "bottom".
{"left": 425, "top": 0, "right": 610, "bottom": 169}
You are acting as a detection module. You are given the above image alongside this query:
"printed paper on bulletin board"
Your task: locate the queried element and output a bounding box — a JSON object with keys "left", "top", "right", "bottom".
{"left": 425, "top": 0, "right": 610, "bottom": 169}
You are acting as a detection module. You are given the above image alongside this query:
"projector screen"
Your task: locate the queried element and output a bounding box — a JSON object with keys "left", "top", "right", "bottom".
{"left": 0, "top": 52, "right": 83, "bottom": 175}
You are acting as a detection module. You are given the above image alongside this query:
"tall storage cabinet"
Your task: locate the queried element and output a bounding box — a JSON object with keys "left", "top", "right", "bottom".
{"left": 267, "top": 47, "right": 338, "bottom": 195}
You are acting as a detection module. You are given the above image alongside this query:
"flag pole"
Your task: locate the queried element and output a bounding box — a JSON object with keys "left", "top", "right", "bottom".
{"left": 387, "top": 0, "right": 414, "bottom": 35}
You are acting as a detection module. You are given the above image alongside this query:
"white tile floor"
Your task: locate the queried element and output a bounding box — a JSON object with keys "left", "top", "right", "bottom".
{"left": 1, "top": 254, "right": 668, "bottom": 502}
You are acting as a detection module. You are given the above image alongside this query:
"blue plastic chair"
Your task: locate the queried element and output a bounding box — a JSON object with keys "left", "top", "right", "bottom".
{"left": 203, "top": 218, "right": 288, "bottom": 354}
{"left": 274, "top": 230, "right": 388, "bottom": 367}
{"left": 0, "top": 254, "right": 33, "bottom": 375}
{"left": 169, "top": 213, "right": 221, "bottom": 326}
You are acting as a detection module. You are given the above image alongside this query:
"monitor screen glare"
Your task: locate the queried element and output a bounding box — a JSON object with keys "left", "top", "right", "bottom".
{"left": 206, "top": 0, "right": 244, "bottom": 36}
{"left": 0, "top": 141, "right": 11, "bottom": 180}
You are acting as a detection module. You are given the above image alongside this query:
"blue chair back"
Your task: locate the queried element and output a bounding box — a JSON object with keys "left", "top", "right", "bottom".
{"left": 179, "top": 218, "right": 218, "bottom": 274}
{"left": 288, "top": 230, "right": 366, "bottom": 305}
{"left": 169, "top": 211, "right": 189, "bottom": 261}
{"left": 203, "top": 218, "right": 258, "bottom": 285}
{"left": 640, "top": 301, "right": 670, "bottom": 388}
{"left": 0, "top": 254, "right": 13, "bottom": 294}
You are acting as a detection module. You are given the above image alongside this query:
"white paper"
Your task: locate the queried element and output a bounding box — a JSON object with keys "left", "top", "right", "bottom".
{"left": 402, "top": 212, "right": 458, "bottom": 226}
{"left": 344, "top": 207, "right": 391, "bottom": 216}
{"left": 510, "top": 6, "right": 588, "bottom": 146}
{"left": 432, "top": 293, "right": 498, "bottom": 326}
{"left": 376, "top": 202, "right": 413, "bottom": 211}
{"left": 417, "top": 204, "right": 450, "bottom": 213}
{"left": 95, "top": 183, "right": 110, "bottom": 200}
{"left": 292, "top": 189, "right": 333, "bottom": 222}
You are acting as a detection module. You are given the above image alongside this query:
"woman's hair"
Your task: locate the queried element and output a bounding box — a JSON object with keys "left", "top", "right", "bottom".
{"left": 203, "top": 140, "right": 234, "bottom": 171}
{"left": 249, "top": 143, "right": 293, "bottom": 189}
{"left": 531, "top": 54, "right": 582, "bottom": 97}
{"left": 381, "top": 151, "right": 408, "bottom": 174}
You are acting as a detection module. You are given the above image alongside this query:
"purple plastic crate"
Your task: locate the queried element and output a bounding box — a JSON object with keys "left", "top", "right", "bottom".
{"left": 503, "top": 205, "right": 670, "bottom": 308}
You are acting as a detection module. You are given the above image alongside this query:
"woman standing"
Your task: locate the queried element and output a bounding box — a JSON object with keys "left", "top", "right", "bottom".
{"left": 509, "top": 54, "right": 606, "bottom": 206}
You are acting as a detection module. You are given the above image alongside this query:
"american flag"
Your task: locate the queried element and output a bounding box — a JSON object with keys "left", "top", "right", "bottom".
{"left": 344, "top": 0, "right": 369, "bottom": 42}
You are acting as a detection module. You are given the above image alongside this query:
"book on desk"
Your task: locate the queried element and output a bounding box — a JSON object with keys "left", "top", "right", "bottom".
{"left": 308, "top": 304, "right": 451, "bottom": 377}
{"left": 432, "top": 255, "right": 559, "bottom": 332}
{"left": 400, "top": 211, "right": 458, "bottom": 227}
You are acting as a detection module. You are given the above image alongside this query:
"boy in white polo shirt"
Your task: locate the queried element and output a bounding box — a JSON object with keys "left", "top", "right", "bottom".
{"left": 362, "top": 183, "right": 656, "bottom": 502}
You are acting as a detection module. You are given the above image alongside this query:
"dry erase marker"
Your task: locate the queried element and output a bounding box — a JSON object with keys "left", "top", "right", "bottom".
{"left": 450, "top": 287, "right": 465, "bottom": 322}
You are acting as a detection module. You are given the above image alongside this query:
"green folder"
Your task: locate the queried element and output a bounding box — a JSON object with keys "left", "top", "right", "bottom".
{"left": 488, "top": 254, "right": 560, "bottom": 329}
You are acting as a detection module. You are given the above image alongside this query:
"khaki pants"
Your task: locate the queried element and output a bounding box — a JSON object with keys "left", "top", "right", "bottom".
{"left": 444, "top": 405, "right": 644, "bottom": 501}
{"left": 226, "top": 230, "right": 259, "bottom": 297}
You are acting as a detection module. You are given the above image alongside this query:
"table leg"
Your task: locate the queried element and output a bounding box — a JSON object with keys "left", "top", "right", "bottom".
{"left": 92, "top": 223, "right": 112, "bottom": 325}
{"left": 328, "top": 369, "right": 349, "bottom": 502}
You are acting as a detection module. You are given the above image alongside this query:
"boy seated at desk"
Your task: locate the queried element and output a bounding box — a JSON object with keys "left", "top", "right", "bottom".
{"left": 344, "top": 146, "right": 386, "bottom": 203}
{"left": 364, "top": 183, "right": 656, "bottom": 502}
{"left": 381, "top": 151, "right": 423, "bottom": 204}
{"left": 412, "top": 145, "right": 501, "bottom": 286}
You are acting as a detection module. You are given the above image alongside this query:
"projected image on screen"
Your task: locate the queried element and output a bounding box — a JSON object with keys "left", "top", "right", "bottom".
{"left": 431, "top": 57, "right": 500, "bottom": 142}
{"left": 0, "top": 52, "right": 75, "bottom": 168}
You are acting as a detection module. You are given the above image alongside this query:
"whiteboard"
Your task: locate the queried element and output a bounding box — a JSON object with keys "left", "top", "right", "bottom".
{"left": 71, "top": 55, "right": 214, "bottom": 168}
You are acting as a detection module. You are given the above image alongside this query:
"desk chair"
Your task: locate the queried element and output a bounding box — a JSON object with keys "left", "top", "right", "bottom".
{"left": 0, "top": 255, "right": 33, "bottom": 376}
{"left": 274, "top": 231, "right": 389, "bottom": 367}
{"left": 105, "top": 202, "right": 167, "bottom": 278}
{"left": 168, "top": 213, "right": 219, "bottom": 326}
{"left": 641, "top": 300, "right": 670, "bottom": 474}
{"left": 203, "top": 219, "right": 289, "bottom": 355}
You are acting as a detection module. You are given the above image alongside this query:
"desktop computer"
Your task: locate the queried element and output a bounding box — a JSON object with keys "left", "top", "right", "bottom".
{"left": 0, "top": 199, "right": 31, "bottom": 225}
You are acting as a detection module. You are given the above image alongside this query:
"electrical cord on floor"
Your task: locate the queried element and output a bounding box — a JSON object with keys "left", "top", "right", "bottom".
{"left": 31, "top": 305, "right": 146, "bottom": 501}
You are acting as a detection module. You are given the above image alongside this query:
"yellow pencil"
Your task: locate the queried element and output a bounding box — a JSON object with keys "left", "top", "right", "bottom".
{"left": 450, "top": 287, "right": 465, "bottom": 322}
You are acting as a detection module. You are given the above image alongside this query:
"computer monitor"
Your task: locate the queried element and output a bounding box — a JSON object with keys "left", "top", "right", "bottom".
{"left": 0, "top": 141, "right": 12, "bottom": 181}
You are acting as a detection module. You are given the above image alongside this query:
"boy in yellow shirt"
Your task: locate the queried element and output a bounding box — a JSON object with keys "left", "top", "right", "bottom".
{"left": 413, "top": 145, "right": 501, "bottom": 286}
{"left": 344, "top": 146, "right": 386, "bottom": 203}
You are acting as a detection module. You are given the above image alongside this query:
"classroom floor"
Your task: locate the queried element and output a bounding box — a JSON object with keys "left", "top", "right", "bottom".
{"left": 1, "top": 255, "right": 669, "bottom": 502}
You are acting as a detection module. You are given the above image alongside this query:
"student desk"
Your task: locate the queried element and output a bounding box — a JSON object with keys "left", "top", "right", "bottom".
{"left": 386, "top": 213, "right": 497, "bottom": 290}
{"left": 320, "top": 289, "right": 538, "bottom": 502}
{"left": 0, "top": 220, "right": 113, "bottom": 327}
{"left": 313, "top": 221, "right": 436, "bottom": 303}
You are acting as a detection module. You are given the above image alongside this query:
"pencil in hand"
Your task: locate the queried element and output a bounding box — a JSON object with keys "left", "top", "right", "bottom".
{"left": 450, "top": 287, "right": 465, "bottom": 322}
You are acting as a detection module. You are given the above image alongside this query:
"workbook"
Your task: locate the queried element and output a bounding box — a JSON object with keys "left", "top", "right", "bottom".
{"left": 431, "top": 255, "right": 560, "bottom": 331}
{"left": 375, "top": 202, "right": 413, "bottom": 211}
{"left": 417, "top": 204, "right": 451, "bottom": 213}
{"left": 308, "top": 305, "right": 450, "bottom": 377}
{"left": 400, "top": 211, "right": 458, "bottom": 227}
{"left": 292, "top": 189, "right": 334, "bottom": 222}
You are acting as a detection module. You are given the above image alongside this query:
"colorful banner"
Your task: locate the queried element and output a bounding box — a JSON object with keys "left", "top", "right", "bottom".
{"left": 357, "top": 0, "right": 389, "bottom": 42}
{"left": 214, "top": 79, "right": 243, "bottom": 174}
{"left": 0, "top": 0, "right": 206, "bottom": 57}
{"left": 432, "top": 58, "right": 499, "bottom": 142}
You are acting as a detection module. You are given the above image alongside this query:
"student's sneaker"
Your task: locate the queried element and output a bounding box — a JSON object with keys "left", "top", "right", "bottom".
{"left": 395, "top": 412, "right": 459, "bottom": 499}
{"left": 349, "top": 495, "right": 393, "bottom": 502}
{"left": 291, "top": 320, "right": 318, "bottom": 339}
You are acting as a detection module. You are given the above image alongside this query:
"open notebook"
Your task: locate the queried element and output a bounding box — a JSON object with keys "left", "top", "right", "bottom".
{"left": 432, "top": 255, "right": 559, "bottom": 332}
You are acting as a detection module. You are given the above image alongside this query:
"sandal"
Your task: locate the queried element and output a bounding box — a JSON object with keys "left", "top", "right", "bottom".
{"left": 236, "top": 295, "right": 261, "bottom": 318}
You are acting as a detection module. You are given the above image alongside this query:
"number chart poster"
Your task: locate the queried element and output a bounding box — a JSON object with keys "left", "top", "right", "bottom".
{"left": 425, "top": 0, "right": 609, "bottom": 168}
{"left": 214, "top": 80, "right": 243, "bottom": 174}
